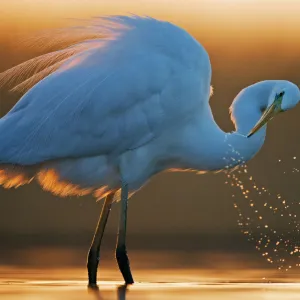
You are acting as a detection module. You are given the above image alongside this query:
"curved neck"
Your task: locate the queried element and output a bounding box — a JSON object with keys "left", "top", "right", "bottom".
{"left": 221, "top": 83, "right": 270, "bottom": 168}
{"left": 230, "top": 80, "right": 276, "bottom": 136}
{"left": 177, "top": 102, "right": 267, "bottom": 172}
{"left": 222, "top": 128, "right": 266, "bottom": 169}
{"left": 157, "top": 81, "right": 279, "bottom": 173}
{"left": 206, "top": 110, "right": 266, "bottom": 171}
{"left": 200, "top": 81, "right": 279, "bottom": 170}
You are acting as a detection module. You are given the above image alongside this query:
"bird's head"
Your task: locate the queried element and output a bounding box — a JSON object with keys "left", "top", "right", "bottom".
{"left": 247, "top": 81, "right": 300, "bottom": 138}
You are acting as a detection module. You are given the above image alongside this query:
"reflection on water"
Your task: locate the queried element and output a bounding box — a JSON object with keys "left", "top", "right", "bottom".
{"left": 89, "top": 284, "right": 128, "bottom": 300}
{"left": 117, "top": 285, "right": 127, "bottom": 300}
{"left": 1, "top": 267, "right": 300, "bottom": 300}
{"left": 1, "top": 249, "right": 300, "bottom": 299}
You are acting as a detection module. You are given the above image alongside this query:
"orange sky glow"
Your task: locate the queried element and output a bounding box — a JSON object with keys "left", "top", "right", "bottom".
{"left": 2, "top": 0, "right": 300, "bottom": 38}
{"left": 0, "top": 1, "right": 300, "bottom": 237}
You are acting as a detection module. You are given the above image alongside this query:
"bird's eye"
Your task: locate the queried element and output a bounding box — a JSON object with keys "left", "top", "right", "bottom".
{"left": 279, "top": 91, "right": 285, "bottom": 97}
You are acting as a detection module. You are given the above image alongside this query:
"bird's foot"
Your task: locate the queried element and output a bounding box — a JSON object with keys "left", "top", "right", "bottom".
{"left": 88, "top": 283, "right": 99, "bottom": 290}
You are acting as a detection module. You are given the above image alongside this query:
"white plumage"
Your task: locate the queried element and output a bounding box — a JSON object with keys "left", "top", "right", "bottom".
{"left": 0, "top": 15, "right": 299, "bottom": 200}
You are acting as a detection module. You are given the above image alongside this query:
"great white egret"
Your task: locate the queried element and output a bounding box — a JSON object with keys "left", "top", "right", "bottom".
{"left": 0, "top": 16, "right": 299, "bottom": 287}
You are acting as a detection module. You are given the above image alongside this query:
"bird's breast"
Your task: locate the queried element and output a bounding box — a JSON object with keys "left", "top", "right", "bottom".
{"left": 119, "top": 145, "right": 160, "bottom": 191}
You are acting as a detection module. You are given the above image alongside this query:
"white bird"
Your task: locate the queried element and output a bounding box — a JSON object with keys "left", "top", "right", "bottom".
{"left": 0, "top": 15, "right": 299, "bottom": 287}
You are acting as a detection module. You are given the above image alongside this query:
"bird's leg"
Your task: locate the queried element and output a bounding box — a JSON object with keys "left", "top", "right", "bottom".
{"left": 116, "top": 183, "right": 134, "bottom": 284}
{"left": 87, "top": 193, "right": 115, "bottom": 288}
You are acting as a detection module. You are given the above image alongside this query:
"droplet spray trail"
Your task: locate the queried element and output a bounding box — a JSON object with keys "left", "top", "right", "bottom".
{"left": 223, "top": 145, "right": 300, "bottom": 272}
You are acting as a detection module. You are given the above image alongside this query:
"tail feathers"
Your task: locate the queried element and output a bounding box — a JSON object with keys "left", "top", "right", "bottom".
{"left": 37, "top": 169, "right": 93, "bottom": 197}
{"left": 0, "top": 165, "right": 97, "bottom": 197}
{"left": 0, "top": 165, "right": 35, "bottom": 188}
{"left": 0, "top": 164, "right": 115, "bottom": 200}
{"left": 36, "top": 169, "right": 117, "bottom": 199}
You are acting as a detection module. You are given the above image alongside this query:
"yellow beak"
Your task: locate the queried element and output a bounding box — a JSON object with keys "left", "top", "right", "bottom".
{"left": 247, "top": 94, "right": 283, "bottom": 138}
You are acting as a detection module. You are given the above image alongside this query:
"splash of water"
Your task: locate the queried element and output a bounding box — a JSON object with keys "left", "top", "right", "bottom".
{"left": 224, "top": 145, "right": 300, "bottom": 272}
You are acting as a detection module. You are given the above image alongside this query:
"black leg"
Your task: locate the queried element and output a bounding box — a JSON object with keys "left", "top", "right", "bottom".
{"left": 116, "top": 183, "right": 134, "bottom": 284}
{"left": 87, "top": 193, "right": 114, "bottom": 288}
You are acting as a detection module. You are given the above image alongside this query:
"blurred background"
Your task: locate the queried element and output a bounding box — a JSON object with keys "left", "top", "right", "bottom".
{"left": 0, "top": 0, "right": 300, "bottom": 279}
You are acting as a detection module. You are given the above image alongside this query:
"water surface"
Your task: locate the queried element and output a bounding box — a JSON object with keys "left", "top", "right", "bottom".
{"left": 1, "top": 267, "right": 300, "bottom": 300}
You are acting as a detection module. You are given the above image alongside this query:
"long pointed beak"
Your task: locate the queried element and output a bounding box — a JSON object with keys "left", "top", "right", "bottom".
{"left": 247, "top": 101, "right": 281, "bottom": 138}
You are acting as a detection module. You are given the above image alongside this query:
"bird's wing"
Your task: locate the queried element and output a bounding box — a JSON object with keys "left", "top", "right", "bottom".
{"left": 0, "top": 16, "right": 212, "bottom": 165}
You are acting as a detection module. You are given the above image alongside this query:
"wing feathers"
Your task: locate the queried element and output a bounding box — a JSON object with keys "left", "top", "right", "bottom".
{"left": 0, "top": 16, "right": 211, "bottom": 165}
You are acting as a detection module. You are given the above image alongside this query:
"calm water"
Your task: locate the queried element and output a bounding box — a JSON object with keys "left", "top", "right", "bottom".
{"left": 1, "top": 248, "right": 300, "bottom": 299}
{"left": 1, "top": 267, "right": 300, "bottom": 300}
